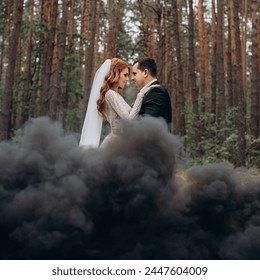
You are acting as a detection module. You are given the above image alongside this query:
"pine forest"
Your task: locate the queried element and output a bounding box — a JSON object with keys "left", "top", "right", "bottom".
{"left": 0, "top": 0, "right": 259, "bottom": 169}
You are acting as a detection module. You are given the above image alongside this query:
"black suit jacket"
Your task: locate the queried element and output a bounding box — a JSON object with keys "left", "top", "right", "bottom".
{"left": 139, "top": 81, "right": 172, "bottom": 126}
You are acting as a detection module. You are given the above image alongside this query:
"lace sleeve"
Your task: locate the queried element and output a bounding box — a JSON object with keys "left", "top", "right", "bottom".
{"left": 105, "top": 90, "right": 144, "bottom": 119}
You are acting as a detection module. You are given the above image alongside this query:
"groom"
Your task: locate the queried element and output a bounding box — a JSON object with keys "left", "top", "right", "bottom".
{"left": 131, "top": 57, "right": 172, "bottom": 131}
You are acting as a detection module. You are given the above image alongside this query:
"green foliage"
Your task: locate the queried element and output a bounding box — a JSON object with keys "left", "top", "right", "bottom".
{"left": 184, "top": 104, "right": 198, "bottom": 157}
{"left": 61, "top": 49, "right": 84, "bottom": 132}
{"left": 246, "top": 135, "right": 260, "bottom": 168}
{"left": 62, "top": 99, "right": 81, "bottom": 132}
{"left": 185, "top": 105, "right": 259, "bottom": 168}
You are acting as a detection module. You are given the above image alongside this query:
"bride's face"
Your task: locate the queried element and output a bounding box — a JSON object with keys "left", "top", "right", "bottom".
{"left": 117, "top": 67, "right": 130, "bottom": 89}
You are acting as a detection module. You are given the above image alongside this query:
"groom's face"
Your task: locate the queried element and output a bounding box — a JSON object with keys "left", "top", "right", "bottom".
{"left": 131, "top": 63, "right": 146, "bottom": 89}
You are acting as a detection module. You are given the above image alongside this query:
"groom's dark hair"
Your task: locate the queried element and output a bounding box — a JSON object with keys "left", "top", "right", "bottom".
{"left": 133, "top": 57, "right": 157, "bottom": 77}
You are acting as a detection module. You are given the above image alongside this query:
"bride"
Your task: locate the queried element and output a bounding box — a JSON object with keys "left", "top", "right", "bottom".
{"left": 79, "top": 58, "right": 147, "bottom": 148}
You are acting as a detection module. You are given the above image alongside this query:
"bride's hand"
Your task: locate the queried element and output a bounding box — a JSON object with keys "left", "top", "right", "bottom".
{"left": 137, "top": 87, "right": 150, "bottom": 98}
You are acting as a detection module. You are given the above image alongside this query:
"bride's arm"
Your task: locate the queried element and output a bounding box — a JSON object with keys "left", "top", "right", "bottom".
{"left": 105, "top": 90, "right": 144, "bottom": 119}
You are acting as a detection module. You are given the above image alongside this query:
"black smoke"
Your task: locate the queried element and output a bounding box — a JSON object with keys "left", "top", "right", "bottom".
{"left": 0, "top": 117, "right": 259, "bottom": 259}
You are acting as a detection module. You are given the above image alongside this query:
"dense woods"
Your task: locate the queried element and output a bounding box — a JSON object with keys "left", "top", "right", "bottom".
{"left": 0, "top": 0, "right": 259, "bottom": 168}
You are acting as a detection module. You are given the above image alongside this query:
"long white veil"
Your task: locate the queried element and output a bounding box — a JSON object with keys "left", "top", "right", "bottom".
{"left": 79, "top": 59, "right": 111, "bottom": 148}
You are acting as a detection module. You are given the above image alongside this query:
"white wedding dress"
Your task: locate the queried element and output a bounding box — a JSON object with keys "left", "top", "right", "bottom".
{"left": 79, "top": 59, "right": 158, "bottom": 149}
{"left": 100, "top": 89, "right": 144, "bottom": 147}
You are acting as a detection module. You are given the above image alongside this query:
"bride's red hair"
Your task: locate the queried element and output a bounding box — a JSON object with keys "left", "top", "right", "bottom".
{"left": 97, "top": 58, "right": 130, "bottom": 119}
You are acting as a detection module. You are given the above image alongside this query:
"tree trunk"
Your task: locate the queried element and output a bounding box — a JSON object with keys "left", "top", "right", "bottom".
{"left": 188, "top": 0, "right": 201, "bottom": 155}
{"left": 137, "top": 0, "right": 149, "bottom": 56}
{"left": 216, "top": 0, "right": 225, "bottom": 119}
{"left": 81, "top": 1, "right": 97, "bottom": 126}
{"left": 211, "top": 0, "right": 217, "bottom": 119}
{"left": 168, "top": 37, "right": 177, "bottom": 130}
{"left": 149, "top": 5, "right": 158, "bottom": 58}
{"left": 258, "top": 2, "right": 260, "bottom": 137}
{"left": 39, "top": 0, "right": 58, "bottom": 116}
{"left": 22, "top": 0, "right": 34, "bottom": 123}
{"left": 93, "top": 0, "right": 101, "bottom": 77}
{"left": 232, "top": 0, "right": 246, "bottom": 166}
{"left": 68, "top": 0, "right": 75, "bottom": 54}
{"left": 155, "top": 0, "right": 164, "bottom": 83}
{"left": 172, "top": 0, "right": 185, "bottom": 135}
{"left": 241, "top": 0, "right": 248, "bottom": 95}
{"left": 0, "top": 0, "right": 24, "bottom": 140}
{"left": 227, "top": 3, "right": 233, "bottom": 108}
{"left": 179, "top": 1, "right": 189, "bottom": 96}
{"left": 79, "top": 0, "right": 87, "bottom": 77}
{"left": 105, "top": 0, "right": 123, "bottom": 58}
{"left": 229, "top": 0, "right": 238, "bottom": 107}
{"left": 0, "top": 0, "right": 8, "bottom": 80}
{"left": 198, "top": 0, "right": 209, "bottom": 112}
{"left": 7, "top": 0, "right": 13, "bottom": 46}
{"left": 49, "top": 0, "right": 69, "bottom": 120}
{"left": 251, "top": 0, "right": 259, "bottom": 138}
{"left": 12, "top": 33, "right": 23, "bottom": 129}
{"left": 63, "top": 0, "right": 75, "bottom": 128}
{"left": 163, "top": 0, "right": 169, "bottom": 87}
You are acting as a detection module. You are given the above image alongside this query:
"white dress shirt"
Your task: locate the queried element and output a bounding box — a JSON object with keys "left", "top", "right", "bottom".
{"left": 140, "top": 79, "right": 158, "bottom": 92}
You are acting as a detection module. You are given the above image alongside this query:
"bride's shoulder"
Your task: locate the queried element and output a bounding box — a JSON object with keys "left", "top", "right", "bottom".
{"left": 105, "top": 89, "right": 117, "bottom": 99}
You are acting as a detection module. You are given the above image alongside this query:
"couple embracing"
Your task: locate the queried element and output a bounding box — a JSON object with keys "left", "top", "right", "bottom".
{"left": 79, "top": 57, "right": 172, "bottom": 149}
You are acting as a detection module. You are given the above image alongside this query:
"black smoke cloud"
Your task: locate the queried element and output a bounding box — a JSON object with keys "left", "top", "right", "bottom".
{"left": 0, "top": 117, "right": 259, "bottom": 259}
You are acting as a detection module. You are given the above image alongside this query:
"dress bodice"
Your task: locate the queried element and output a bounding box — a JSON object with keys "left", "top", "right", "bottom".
{"left": 104, "top": 89, "right": 144, "bottom": 133}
